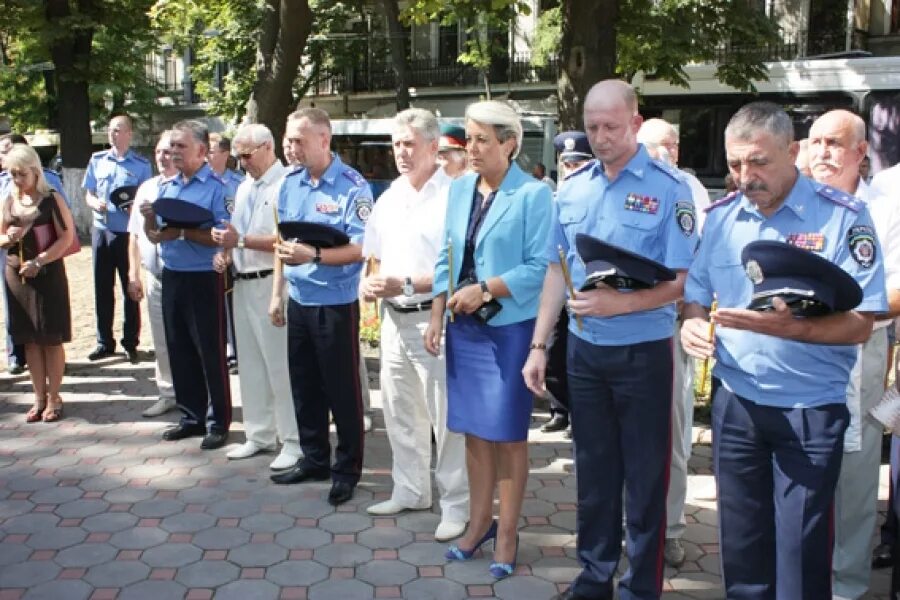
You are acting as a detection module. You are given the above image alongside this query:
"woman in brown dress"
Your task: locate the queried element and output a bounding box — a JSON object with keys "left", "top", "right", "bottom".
{"left": 1, "top": 144, "right": 74, "bottom": 422}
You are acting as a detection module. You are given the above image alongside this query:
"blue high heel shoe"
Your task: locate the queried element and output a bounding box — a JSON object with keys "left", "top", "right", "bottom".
{"left": 489, "top": 534, "right": 519, "bottom": 579}
{"left": 445, "top": 520, "right": 498, "bottom": 560}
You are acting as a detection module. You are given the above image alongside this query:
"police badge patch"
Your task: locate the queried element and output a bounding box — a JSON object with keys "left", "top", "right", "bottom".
{"left": 847, "top": 225, "right": 876, "bottom": 268}
{"left": 745, "top": 259, "right": 764, "bottom": 284}
{"left": 675, "top": 201, "right": 695, "bottom": 237}
{"left": 355, "top": 198, "right": 373, "bottom": 223}
{"left": 225, "top": 197, "right": 235, "bottom": 215}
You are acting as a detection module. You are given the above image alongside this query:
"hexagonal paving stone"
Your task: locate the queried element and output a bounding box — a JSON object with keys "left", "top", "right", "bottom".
{"left": 56, "top": 498, "right": 109, "bottom": 519}
{"left": 28, "top": 486, "right": 83, "bottom": 505}
{"left": 275, "top": 526, "right": 332, "bottom": 550}
{"left": 207, "top": 498, "right": 261, "bottom": 518}
{"left": 102, "top": 486, "right": 156, "bottom": 503}
{"left": 78, "top": 474, "right": 127, "bottom": 492}
{"left": 521, "top": 498, "right": 557, "bottom": 518}
{"left": 25, "top": 526, "right": 87, "bottom": 550}
{"left": 85, "top": 560, "right": 150, "bottom": 587}
{"left": 443, "top": 560, "right": 498, "bottom": 585}
{"left": 267, "top": 560, "right": 330, "bottom": 587}
{"left": 318, "top": 513, "right": 371, "bottom": 534}
{"left": 395, "top": 510, "right": 441, "bottom": 533}
{"left": 0, "top": 542, "right": 31, "bottom": 566}
{"left": 191, "top": 527, "right": 250, "bottom": 550}
{"left": 0, "top": 499, "right": 35, "bottom": 519}
{"left": 131, "top": 498, "right": 185, "bottom": 518}
{"left": 494, "top": 575, "right": 559, "bottom": 599}
{"left": 313, "top": 542, "right": 373, "bottom": 567}
{"left": 534, "top": 486, "right": 576, "bottom": 504}
{"left": 81, "top": 512, "right": 139, "bottom": 533}
{"left": 141, "top": 543, "right": 203, "bottom": 568}
{"left": 549, "top": 511, "right": 576, "bottom": 532}
{"left": 109, "top": 526, "right": 169, "bottom": 550}
{"left": 158, "top": 512, "right": 216, "bottom": 534}
{"left": 228, "top": 542, "right": 287, "bottom": 567}
{"left": 356, "top": 526, "right": 414, "bottom": 550}
{"left": 0, "top": 560, "right": 61, "bottom": 587}
{"left": 215, "top": 579, "right": 280, "bottom": 600}
{"left": 7, "top": 475, "right": 57, "bottom": 492}
{"left": 281, "top": 498, "right": 334, "bottom": 519}
{"left": 55, "top": 542, "right": 119, "bottom": 567}
{"left": 398, "top": 541, "right": 450, "bottom": 566}
{"left": 217, "top": 474, "right": 269, "bottom": 492}
{"left": 118, "top": 580, "right": 187, "bottom": 600}
{"left": 176, "top": 487, "right": 228, "bottom": 503}
{"left": 175, "top": 559, "right": 241, "bottom": 587}
{"left": 239, "top": 512, "right": 295, "bottom": 534}
{"left": 149, "top": 476, "right": 198, "bottom": 491}
{"left": 1, "top": 513, "right": 60, "bottom": 533}
{"left": 308, "top": 579, "right": 373, "bottom": 600}
{"left": 356, "top": 559, "right": 417, "bottom": 586}
{"left": 401, "top": 577, "right": 466, "bottom": 600}
{"left": 22, "top": 579, "right": 92, "bottom": 600}
{"left": 529, "top": 556, "right": 582, "bottom": 583}
{"left": 32, "top": 453, "right": 81, "bottom": 469}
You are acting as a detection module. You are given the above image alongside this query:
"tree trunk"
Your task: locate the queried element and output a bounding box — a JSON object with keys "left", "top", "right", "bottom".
{"left": 45, "top": 0, "right": 94, "bottom": 168}
{"left": 246, "top": 0, "right": 313, "bottom": 159}
{"left": 558, "top": 0, "right": 618, "bottom": 130}
{"left": 380, "top": 0, "right": 411, "bottom": 110}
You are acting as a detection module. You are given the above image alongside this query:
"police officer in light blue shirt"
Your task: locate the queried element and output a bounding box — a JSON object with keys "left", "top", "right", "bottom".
{"left": 141, "top": 120, "right": 233, "bottom": 452}
{"left": 268, "top": 108, "right": 370, "bottom": 509}
{"left": 681, "top": 102, "right": 887, "bottom": 600}
{"left": 524, "top": 80, "right": 698, "bottom": 600}
{"left": 82, "top": 115, "right": 151, "bottom": 363}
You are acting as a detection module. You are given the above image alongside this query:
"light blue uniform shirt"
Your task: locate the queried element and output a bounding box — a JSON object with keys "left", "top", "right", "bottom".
{"left": 82, "top": 149, "right": 152, "bottom": 233}
{"left": 218, "top": 168, "right": 243, "bottom": 211}
{"left": 277, "top": 153, "right": 371, "bottom": 306}
{"left": 0, "top": 169, "right": 70, "bottom": 207}
{"left": 684, "top": 175, "right": 887, "bottom": 408}
{"left": 155, "top": 164, "right": 230, "bottom": 272}
{"left": 550, "top": 145, "right": 698, "bottom": 346}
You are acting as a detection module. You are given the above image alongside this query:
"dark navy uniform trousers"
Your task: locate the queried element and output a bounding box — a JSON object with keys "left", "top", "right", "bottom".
{"left": 568, "top": 336, "right": 673, "bottom": 600}
{"left": 287, "top": 299, "right": 364, "bottom": 485}
{"left": 712, "top": 387, "right": 848, "bottom": 600}
{"left": 92, "top": 228, "right": 140, "bottom": 350}
{"left": 161, "top": 268, "right": 232, "bottom": 433}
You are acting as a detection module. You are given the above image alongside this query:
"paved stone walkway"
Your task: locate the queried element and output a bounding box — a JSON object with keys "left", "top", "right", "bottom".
{"left": 0, "top": 355, "right": 893, "bottom": 599}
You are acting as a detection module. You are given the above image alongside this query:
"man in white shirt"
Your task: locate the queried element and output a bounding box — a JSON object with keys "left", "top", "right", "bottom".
{"left": 360, "top": 108, "right": 468, "bottom": 541}
{"left": 810, "top": 109, "right": 900, "bottom": 600}
{"left": 211, "top": 124, "right": 301, "bottom": 471}
{"left": 127, "top": 131, "right": 177, "bottom": 417}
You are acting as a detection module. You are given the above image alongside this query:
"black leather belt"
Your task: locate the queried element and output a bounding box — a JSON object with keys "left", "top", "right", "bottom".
{"left": 234, "top": 269, "right": 273, "bottom": 281}
{"left": 387, "top": 300, "right": 433, "bottom": 313}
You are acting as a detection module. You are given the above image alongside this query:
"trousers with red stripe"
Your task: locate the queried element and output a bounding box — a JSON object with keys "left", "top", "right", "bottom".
{"left": 567, "top": 336, "right": 673, "bottom": 600}
{"left": 161, "top": 268, "right": 232, "bottom": 433}
{"left": 713, "top": 387, "right": 848, "bottom": 599}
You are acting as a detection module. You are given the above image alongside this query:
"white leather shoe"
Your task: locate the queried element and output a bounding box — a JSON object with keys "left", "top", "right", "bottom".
{"left": 142, "top": 397, "right": 176, "bottom": 418}
{"left": 269, "top": 451, "right": 301, "bottom": 471}
{"left": 226, "top": 441, "right": 275, "bottom": 460}
{"left": 367, "top": 499, "right": 426, "bottom": 516}
{"left": 434, "top": 520, "right": 467, "bottom": 542}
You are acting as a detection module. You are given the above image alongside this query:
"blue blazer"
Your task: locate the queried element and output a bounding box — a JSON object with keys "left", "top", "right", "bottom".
{"left": 433, "top": 162, "right": 552, "bottom": 326}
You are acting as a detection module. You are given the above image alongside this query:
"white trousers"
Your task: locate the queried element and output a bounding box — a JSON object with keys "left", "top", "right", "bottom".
{"left": 145, "top": 271, "right": 174, "bottom": 399}
{"left": 380, "top": 306, "right": 468, "bottom": 522}
{"left": 233, "top": 277, "right": 299, "bottom": 452}
{"left": 833, "top": 327, "right": 889, "bottom": 600}
{"left": 666, "top": 320, "right": 695, "bottom": 539}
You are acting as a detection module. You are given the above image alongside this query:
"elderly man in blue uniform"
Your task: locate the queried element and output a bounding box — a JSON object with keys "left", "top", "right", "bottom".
{"left": 141, "top": 120, "right": 233, "bottom": 451}
{"left": 681, "top": 101, "right": 886, "bottom": 600}
{"left": 82, "top": 115, "right": 150, "bottom": 363}
{"left": 268, "top": 108, "right": 370, "bottom": 507}
{"left": 808, "top": 109, "right": 900, "bottom": 600}
{"left": 523, "top": 79, "right": 698, "bottom": 600}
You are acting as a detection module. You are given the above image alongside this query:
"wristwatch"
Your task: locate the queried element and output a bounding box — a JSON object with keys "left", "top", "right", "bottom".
{"left": 313, "top": 246, "right": 322, "bottom": 264}
{"left": 480, "top": 280, "right": 493, "bottom": 303}
{"left": 402, "top": 277, "right": 415, "bottom": 297}
{"left": 237, "top": 236, "right": 245, "bottom": 250}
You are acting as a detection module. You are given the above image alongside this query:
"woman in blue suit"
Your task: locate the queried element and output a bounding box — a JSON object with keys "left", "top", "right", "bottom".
{"left": 424, "top": 100, "right": 552, "bottom": 579}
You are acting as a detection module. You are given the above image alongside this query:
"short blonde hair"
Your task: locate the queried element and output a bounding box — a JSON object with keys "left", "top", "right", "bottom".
{"left": 465, "top": 101, "right": 523, "bottom": 160}
{"left": 4, "top": 144, "right": 50, "bottom": 199}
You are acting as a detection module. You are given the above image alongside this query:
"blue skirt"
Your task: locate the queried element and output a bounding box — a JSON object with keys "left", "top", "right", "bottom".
{"left": 446, "top": 315, "right": 535, "bottom": 442}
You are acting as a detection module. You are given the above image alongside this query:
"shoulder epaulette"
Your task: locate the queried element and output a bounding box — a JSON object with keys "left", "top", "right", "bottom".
{"left": 132, "top": 153, "right": 150, "bottom": 164}
{"left": 704, "top": 190, "right": 740, "bottom": 213}
{"left": 649, "top": 159, "right": 683, "bottom": 183}
{"left": 342, "top": 168, "right": 367, "bottom": 188}
{"left": 285, "top": 167, "right": 305, "bottom": 178}
{"left": 814, "top": 182, "right": 862, "bottom": 212}
{"left": 208, "top": 172, "right": 225, "bottom": 185}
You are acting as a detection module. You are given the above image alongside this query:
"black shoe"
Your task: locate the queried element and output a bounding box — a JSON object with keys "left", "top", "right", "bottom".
{"left": 7, "top": 363, "right": 25, "bottom": 375}
{"left": 162, "top": 423, "right": 205, "bottom": 441}
{"left": 200, "top": 431, "right": 228, "bottom": 450}
{"left": 872, "top": 542, "right": 893, "bottom": 569}
{"left": 88, "top": 346, "right": 115, "bottom": 361}
{"left": 541, "top": 414, "right": 570, "bottom": 433}
{"left": 125, "top": 347, "right": 139, "bottom": 364}
{"left": 270, "top": 463, "right": 329, "bottom": 485}
{"left": 328, "top": 481, "right": 355, "bottom": 506}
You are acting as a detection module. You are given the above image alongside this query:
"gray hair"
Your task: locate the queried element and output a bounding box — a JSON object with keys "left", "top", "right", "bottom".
{"left": 234, "top": 124, "right": 274, "bottom": 147}
{"left": 172, "top": 120, "right": 210, "bottom": 148}
{"left": 288, "top": 107, "right": 332, "bottom": 132}
{"left": 393, "top": 108, "right": 439, "bottom": 142}
{"left": 725, "top": 102, "right": 794, "bottom": 145}
{"left": 465, "top": 100, "right": 523, "bottom": 159}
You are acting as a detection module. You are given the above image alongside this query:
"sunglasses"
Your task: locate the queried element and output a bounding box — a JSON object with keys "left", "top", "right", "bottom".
{"left": 237, "top": 145, "right": 264, "bottom": 161}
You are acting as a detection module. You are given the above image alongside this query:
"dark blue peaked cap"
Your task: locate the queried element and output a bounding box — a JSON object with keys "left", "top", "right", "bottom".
{"left": 741, "top": 240, "right": 862, "bottom": 316}
{"left": 278, "top": 221, "right": 350, "bottom": 248}
{"left": 575, "top": 234, "right": 675, "bottom": 291}
{"left": 553, "top": 131, "right": 593, "bottom": 161}
{"left": 152, "top": 197, "right": 214, "bottom": 229}
{"left": 110, "top": 185, "right": 138, "bottom": 209}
